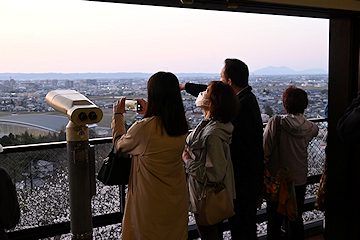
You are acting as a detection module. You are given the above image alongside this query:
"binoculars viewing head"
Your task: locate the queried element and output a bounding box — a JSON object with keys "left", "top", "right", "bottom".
{"left": 46, "top": 90, "right": 103, "bottom": 126}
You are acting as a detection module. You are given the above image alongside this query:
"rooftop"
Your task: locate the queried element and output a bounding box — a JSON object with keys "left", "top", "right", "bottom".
{"left": 0, "top": 114, "right": 69, "bottom": 132}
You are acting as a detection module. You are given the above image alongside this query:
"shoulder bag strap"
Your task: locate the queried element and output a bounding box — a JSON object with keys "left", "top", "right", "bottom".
{"left": 274, "top": 116, "right": 283, "bottom": 169}
{"left": 199, "top": 177, "right": 208, "bottom": 200}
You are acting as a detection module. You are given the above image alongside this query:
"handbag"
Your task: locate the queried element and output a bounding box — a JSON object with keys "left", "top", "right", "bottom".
{"left": 314, "top": 169, "right": 326, "bottom": 211}
{"left": 262, "top": 168, "right": 282, "bottom": 201}
{"left": 97, "top": 146, "right": 132, "bottom": 185}
{"left": 196, "top": 177, "right": 235, "bottom": 226}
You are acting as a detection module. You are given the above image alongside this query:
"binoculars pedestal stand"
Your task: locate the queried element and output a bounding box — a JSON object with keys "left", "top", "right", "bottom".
{"left": 67, "top": 121, "right": 95, "bottom": 240}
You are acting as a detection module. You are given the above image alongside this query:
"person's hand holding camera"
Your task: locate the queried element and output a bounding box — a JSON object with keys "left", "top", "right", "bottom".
{"left": 113, "top": 97, "right": 127, "bottom": 115}
{"left": 134, "top": 98, "right": 148, "bottom": 114}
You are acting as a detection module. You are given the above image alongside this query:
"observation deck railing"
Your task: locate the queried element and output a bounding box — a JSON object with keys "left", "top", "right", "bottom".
{"left": 0, "top": 118, "right": 327, "bottom": 240}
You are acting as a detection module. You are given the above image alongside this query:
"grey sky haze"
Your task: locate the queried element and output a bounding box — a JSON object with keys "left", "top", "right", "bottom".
{"left": 0, "top": 0, "right": 329, "bottom": 74}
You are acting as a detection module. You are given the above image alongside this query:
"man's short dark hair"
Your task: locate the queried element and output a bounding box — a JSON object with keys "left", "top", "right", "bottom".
{"left": 282, "top": 85, "right": 308, "bottom": 114}
{"left": 223, "top": 58, "right": 249, "bottom": 88}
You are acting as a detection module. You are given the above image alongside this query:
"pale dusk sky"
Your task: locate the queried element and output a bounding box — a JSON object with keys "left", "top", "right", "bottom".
{"left": 0, "top": 0, "right": 329, "bottom": 74}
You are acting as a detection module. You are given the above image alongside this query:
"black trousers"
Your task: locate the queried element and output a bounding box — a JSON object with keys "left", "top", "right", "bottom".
{"left": 228, "top": 193, "right": 259, "bottom": 240}
{"left": 266, "top": 184, "right": 306, "bottom": 240}
{"left": 194, "top": 214, "right": 223, "bottom": 240}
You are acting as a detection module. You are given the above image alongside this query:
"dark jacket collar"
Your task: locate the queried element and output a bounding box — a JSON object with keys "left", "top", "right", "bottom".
{"left": 237, "top": 85, "right": 252, "bottom": 99}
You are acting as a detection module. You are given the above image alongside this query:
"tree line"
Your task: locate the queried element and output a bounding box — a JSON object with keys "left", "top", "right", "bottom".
{"left": 0, "top": 131, "right": 66, "bottom": 146}
{"left": 0, "top": 128, "right": 101, "bottom": 146}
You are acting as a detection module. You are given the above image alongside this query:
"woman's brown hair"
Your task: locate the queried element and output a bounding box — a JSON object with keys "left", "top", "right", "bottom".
{"left": 207, "top": 81, "right": 239, "bottom": 123}
{"left": 282, "top": 85, "right": 308, "bottom": 114}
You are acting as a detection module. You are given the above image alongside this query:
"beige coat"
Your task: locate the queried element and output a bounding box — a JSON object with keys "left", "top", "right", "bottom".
{"left": 112, "top": 115, "right": 188, "bottom": 240}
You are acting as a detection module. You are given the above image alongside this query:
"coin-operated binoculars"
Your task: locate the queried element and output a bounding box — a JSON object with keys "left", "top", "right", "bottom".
{"left": 46, "top": 90, "right": 103, "bottom": 240}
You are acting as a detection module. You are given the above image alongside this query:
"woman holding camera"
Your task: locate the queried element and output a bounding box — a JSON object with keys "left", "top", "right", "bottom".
{"left": 112, "top": 72, "right": 189, "bottom": 240}
{"left": 182, "top": 81, "right": 239, "bottom": 240}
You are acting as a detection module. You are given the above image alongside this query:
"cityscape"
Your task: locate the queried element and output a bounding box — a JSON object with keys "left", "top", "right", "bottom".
{"left": 0, "top": 73, "right": 328, "bottom": 238}
{"left": 0, "top": 74, "right": 328, "bottom": 136}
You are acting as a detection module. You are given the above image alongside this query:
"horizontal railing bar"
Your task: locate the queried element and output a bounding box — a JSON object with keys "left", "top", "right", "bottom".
{"left": 307, "top": 174, "right": 322, "bottom": 185}
{"left": 92, "top": 212, "right": 123, "bottom": 228}
{"left": 257, "top": 218, "right": 324, "bottom": 240}
{"left": 307, "top": 117, "right": 327, "bottom": 123}
{"left": 8, "top": 197, "right": 320, "bottom": 240}
{"left": 254, "top": 196, "right": 317, "bottom": 224}
{"left": 3, "top": 141, "right": 67, "bottom": 153}
{"left": 8, "top": 221, "right": 70, "bottom": 240}
{"left": 257, "top": 207, "right": 268, "bottom": 224}
{"left": 7, "top": 212, "right": 123, "bottom": 240}
{"left": 188, "top": 197, "right": 320, "bottom": 240}
{"left": 89, "top": 136, "right": 113, "bottom": 145}
{"left": 188, "top": 219, "right": 232, "bottom": 239}
{"left": 2, "top": 137, "right": 113, "bottom": 153}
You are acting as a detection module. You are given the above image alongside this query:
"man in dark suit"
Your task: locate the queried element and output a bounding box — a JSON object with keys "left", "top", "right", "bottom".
{"left": 180, "top": 58, "right": 264, "bottom": 240}
{"left": 338, "top": 92, "right": 360, "bottom": 145}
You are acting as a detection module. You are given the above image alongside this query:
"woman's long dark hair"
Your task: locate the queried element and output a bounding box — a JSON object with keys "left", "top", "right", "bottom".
{"left": 144, "top": 72, "right": 189, "bottom": 136}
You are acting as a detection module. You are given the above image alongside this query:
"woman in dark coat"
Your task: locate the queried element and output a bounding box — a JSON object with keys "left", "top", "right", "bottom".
{"left": 0, "top": 167, "right": 20, "bottom": 240}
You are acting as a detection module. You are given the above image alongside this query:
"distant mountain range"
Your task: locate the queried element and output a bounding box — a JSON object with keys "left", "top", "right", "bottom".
{"left": 253, "top": 66, "right": 327, "bottom": 75}
{"left": 0, "top": 66, "right": 327, "bottom": 80}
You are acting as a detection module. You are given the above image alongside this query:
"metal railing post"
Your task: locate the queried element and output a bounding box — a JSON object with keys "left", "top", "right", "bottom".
{"left": 119, "top": 185, "right": 126, "bottom": 214}
{"left": 66, "top": 121, "right": 93, "bottom": 240}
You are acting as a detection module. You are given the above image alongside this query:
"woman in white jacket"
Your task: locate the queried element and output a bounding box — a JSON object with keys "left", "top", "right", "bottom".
{"left": 263, "top": 85, "right": 319, "bottom": 240}
{"left": 182, "top": 81, "right": 239, "bottom": 240}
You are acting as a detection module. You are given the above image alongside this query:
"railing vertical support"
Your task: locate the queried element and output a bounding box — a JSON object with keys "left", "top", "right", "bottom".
{"left": 119, "top": 185, "right": 126, "bottom": 215}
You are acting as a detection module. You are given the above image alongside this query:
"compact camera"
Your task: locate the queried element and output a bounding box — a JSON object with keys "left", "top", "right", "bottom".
{"left": 125, "top": 100, "right": 143, "bottom": 112}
